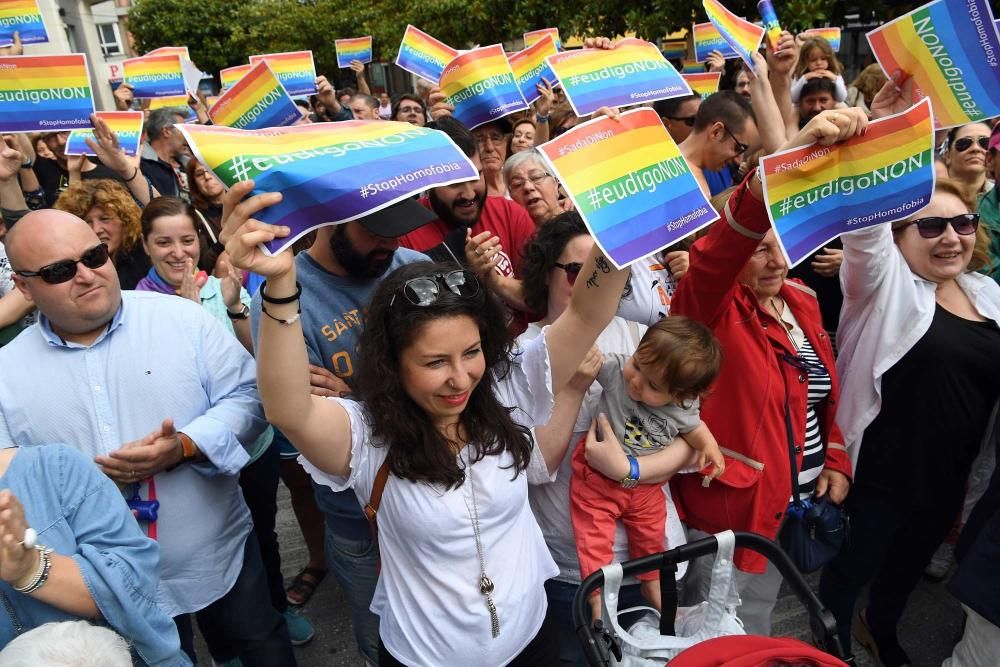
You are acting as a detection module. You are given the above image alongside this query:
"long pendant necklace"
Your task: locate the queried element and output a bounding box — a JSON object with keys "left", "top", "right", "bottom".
{"left": 463, "top": 462, "right": 500, "bottom": 638}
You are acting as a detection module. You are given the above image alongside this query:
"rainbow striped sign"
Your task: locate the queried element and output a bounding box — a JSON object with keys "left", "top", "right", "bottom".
{"left": 147, "top": 95, "right": 190, "bottom": 110}
{"left": 66, "top": 111, "right": 144, "bottom": 157}
{"left": 336, "top": 37, "right": 372, "bottom": 68}
{"left": 682, "top": 60, "right": 707, "bottom": 73}
{"left": 0, "top": 54, "right": 94, "bottom": 133}
{"left": 757, "top": 0, "right": 782, "bottom": 50}
{"left": 220, "top": 64, "right": 251, "bottom": 91}
{"left": 802, "top": 27, "right": 842, "bottom": 52}
{"left": 249, "top": 51, "right": 317, "bottom": 96}
{"left": 693, "top": 22, "right": 739, "bottom": 61}
{"left": 145, "top": 46, "right": 190, "bottom": 60}
{"left": 867, "top": 0, "right": 1000, "bottom": 129}
{"left": 537, "top": 108, "right": 718, "bottom": 268}
{"left": 178, "top": 121, "right": 480, "bottom": 255}
{"left": 761, "top": 99, "right": 935, "bottom": 268}
{"left": 683, "top": 72, "right": 722, "bottom": 98}
{"left": 508, "top": 33, "right": 557, "bottom": 104}
{"left": 124, "top": 54, "right": 190, "bottom": 98}
{"left": 546, "top": 38, "right": 691, "bottom": 117}
{"left": 395, "top": 25, "right": 457, "bottom": 84}
{"left": 662, "top": 41, "right": 688, "bottom": 60}
{"left": 0, "top": 0, "right": 47, "bottom": 46}
{"left": 440, "top": 44, "right": 528, "bottom": 130}
{"left": 525, "top": 28, "right": 562, "bottom": 51}
{"left": 703, "top": 0, "right": 765, "bottom": 69}
{"left": 209, "top": 61, "right": 300, "bottom": 130}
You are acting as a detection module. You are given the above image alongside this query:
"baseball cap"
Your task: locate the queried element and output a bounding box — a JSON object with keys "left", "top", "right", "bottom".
{"left": 989, "top": 121, "right": 1000, "bottom": 152}
{"left": 356, "top": 197, "right": 435, "bottom": 238}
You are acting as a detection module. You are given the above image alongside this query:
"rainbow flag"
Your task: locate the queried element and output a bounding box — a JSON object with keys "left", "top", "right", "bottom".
{"left": 146, "top": 46, "right": 190, "bottom": 60}
{"left": 66, "top": 111, "right": 144, "bottom": 157}
{"left": 546, "top": 38, "right": 691, "bottom": 117}
{"left": 801, "top": 27, "right": 841, "bottom": 52}
{"left": 440, "top": 45, "right": 527, "bottom": 130}
{"left": 682, "top": 59, "right": 707, "bottom": 73}
{"left": 683, "top": 72, "right": 721, "bottom": 98}
{"left": 178, "top": 121, "right": 479, "bottom": 255}
{"left": 537, "top": 108, "right": 717, "bottom": 268}
{"left": 693, "top": 22, "right": 739, "bottom": 61}
{"left": 507, "top": 33, "right": 557, "bottom": 104}
{"left": 0, "top": 54, "right": 94, "bottom": 133}
{"left": 147, "top": 95, "right": 190, "bottom": 110}
{"left": 761, "top": 98, "right": 935, "bottom": 267}
{"left": 209, "top": 61, "right": 300, "bottom": 130}
{"left": 124, "top": 54, "right": 190, "bottom": 98}
{"left": 395, "top": 25, "right": 457, "bottom": 84}
{"left": 525, "top": 28, "right": 562, "bottom": 51}
{"left": 757, "top": 0, "right": 782, "bottom": 50}
{"left": 248, "top": 51, "right": 316, "bottom": 96}
{"left": 662, "top": 41, "right": 688, "bottom": 61}
{"left": 867, "top": 0, "right": 1000, "bottom": 129}
{"left": 220, "top": 64, "right": 251, "bottom": 91}
{"left": 336, "top": 37, "right": 372, "bottom": 68}
{"left": 703, "top": 0, "right": 765, "bottom": 69}
{"left": 0, "top": 0, "right": 47, "bottom": 45}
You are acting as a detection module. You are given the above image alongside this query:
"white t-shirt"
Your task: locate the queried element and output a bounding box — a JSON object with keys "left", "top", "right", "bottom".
{"left": 303, "top": 332, "right": 559, "bottom": 666}
{"left": 616, "top": 254, "right": 680, "bottom": 325}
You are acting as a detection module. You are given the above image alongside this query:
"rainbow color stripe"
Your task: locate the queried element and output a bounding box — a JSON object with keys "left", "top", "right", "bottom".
{"left": 66, "top": 111, "right": 144, "bottom": 157}
{"left": 209, "top": 61, "right": 300, "bottom": 130}
{"left": 538, "top": 108, "right": 717, "bottom": 268}
{"left": 524, "top": 28, "right": 562, "bottom": 51}
{"left": 248, "top": 51, "right": 317, "bottom": 96}
{"left": 801, "top": 27, "right": 841, "bottom": 51}
{"left": 0, "top": 0, "right": 47, "bottom": 45}
{"left": 761, "top": 98, "right": 935, "bottom": 267}
{"left": 178, "top": 121, "right": 479, "bottom": 255}
{"left": 336, "top": 37, "right": 372, "bottom": 68}
{"left": 507, "top": 33, "right": 557, "bottom": 104}
{"left": 703, "top": 0, "right": 765, "bottom": 69}
{"left": 683, "top": 72, "right": 721, "bottom": 98}
{"left": 145, "top": 46, "right": 190, "bottom": 59}
{"left": 124, "top": 54, "right": 187, "bottom": 98}
{"left": 546, "top": 38, "right": 691, "bottom": 117}
{"left": 395, "top": 25, "right": 457, "bottom": 84}
{"left": 147, "top": 95, "right": 190, "bottom": 110}
{"left": 0, "top": 54, "right": 94, "bottom": 133}
{"left": 220, "top": 64, "right": 251, "bottom": 91}
{"left": 757, "top": 0, "right": 782, "bottom": 50}
{"left": 867, "top": 0, "right": 1000, "bottom": 129}
{"left": 682, "top": 60, "right": 707, "bottom": 73}
{"left": 440, "top": 44, "right": 527, "bottom": 130}
{"left": 662, "top": 41, "right": 688, "bottom": 61}
{"left": 693, "top": 22, "right": 739, "bottom": 61}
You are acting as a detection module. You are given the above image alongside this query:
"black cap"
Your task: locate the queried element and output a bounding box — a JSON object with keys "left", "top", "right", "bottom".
{"left": 356, "top": 197, "right": 436, "bottom": 238}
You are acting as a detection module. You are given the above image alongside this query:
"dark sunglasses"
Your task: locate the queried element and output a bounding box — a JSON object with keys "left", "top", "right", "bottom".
{"left": 953, "top": 136, "right": 989, "bottom": 152}
{"left": 667, "top": 115, "right": 696, "bottom": 127}
{"left": 722, "top": 123, "right": 748, "bottom": 154}
{"left": 780, "top": 352, "right": 827, "bottom": 376}
{"left": 15, "top": 243, "right": 110, "bottom": 284}
{"left": 391, "top": 270, "right": 480, "bottom": 307}
{"left": 900, "top": 213, "right": 979, "bottom": 239}
{"left": 554, "top": 261, "right": 583, "bottom": 285}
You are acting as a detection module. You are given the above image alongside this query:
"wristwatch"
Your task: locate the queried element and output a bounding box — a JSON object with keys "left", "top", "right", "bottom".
{"left": 620, "top": 455, "right": 640, "bottom": 489}
{"left": 227, "top": 303, "right": 250, "bottom": 320}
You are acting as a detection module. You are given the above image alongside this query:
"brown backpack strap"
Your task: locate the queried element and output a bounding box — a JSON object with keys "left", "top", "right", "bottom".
{"left": 364, "top": 458, "right": 391, "bottom": 542}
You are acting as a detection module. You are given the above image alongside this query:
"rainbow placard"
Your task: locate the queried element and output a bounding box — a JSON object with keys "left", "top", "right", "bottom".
{"left": 178, "top": 121, "right": 480, "bottom": 255}
{"left": 683, "top": 72, "right": 722, "bottom": 98}
{"left": 693, "top": 22, "right": 739, "bottom": 61}
{"left": 757, "top": 0, "right": 782, "bottom": 50}
{"left": 546, "top": 38, "right": 691, "bottom": 117}
{"left": 124, "top": 54, "right": 195, "bottom": 98}
{"left": 248, "top": 51, "right": 317, "bottom": 96}
{"left": 662, "top": 41, "right": 688, "bottom": 61}
{"left": 209, "top": 61, "right": 300, "bottom": 130}
{"left": 395, "top": 25, "right": 458, "bottom": 84}
{"left": 0, "top": 54, "right": 94, "bottom": 133}
{"left": 0, "top": 0, "right": 47, "bottom": 46}
{"left": 682, "top": 60, "right": 707, "bottom": 73}
{"left": 703, "top": 0, "right": 765, "bottom": 69}
{"left": 220, "top": 64, "right": 251, "bottom": 91}
{"left": 508, "top": 33, "right": 557, "bottom": 104}
{"left": 336, "top": 37, "right": 372, "bottom": 68}
{"left": 537, "top": 108, "right": 718, "bottom": 269}
{"left": 525, "top": 28, "right": 562, "bottom": 52}
{"left": 147, "top": 95, "right": 190, "bottom": 110}
{"left": 867, "top": 0, "right": 1000, "bottom": 129}
{"left": 440, "top": 44, "right": 528, "bottom": 130}
{"left": 145, "top": 46, "right": 190, "bottom": 60}
{"left": 801, "top": 27, "right": 842, "bottom": 52}
{"left": 66, "top": 111, "right": 144, "bottom": 157}
{"left": 761, "top": 98, "right": 935, "bottom": 268}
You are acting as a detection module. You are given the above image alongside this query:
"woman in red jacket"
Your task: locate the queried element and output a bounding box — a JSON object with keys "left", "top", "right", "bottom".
{"left": 669, "top": 109, "right": 863, "bottom": 636}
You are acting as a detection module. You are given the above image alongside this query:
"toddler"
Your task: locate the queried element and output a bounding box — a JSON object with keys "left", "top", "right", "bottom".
{"left": 791, "top": 37, "right": 847, "bottom": 104}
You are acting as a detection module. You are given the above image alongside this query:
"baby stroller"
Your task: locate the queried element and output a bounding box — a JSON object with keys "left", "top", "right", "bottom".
{"left": 574, "top": 530, "right": 848, "bottom": 666}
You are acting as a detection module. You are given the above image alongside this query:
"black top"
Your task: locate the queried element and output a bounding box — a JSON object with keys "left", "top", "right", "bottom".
{"left": 786, "top": 237, "right": 843, "bottom": 335}
{"left": 32, "top": 158, "right": 124, "bottom": 207}
{"left": 857, "top": 304, "right": 1000, "bottom": 498}
{"left": 116, "top": 244, "right": 151, "bottom": 291}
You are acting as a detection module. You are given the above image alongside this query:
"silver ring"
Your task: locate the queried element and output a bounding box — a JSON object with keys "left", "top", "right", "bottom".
{"left": 475, "top": 248, "right": 483, "bottom": 256}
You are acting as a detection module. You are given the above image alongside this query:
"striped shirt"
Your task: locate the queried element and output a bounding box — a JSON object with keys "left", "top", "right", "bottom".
{"left": 796, "top": 336, "right": 832, "bottom": 499}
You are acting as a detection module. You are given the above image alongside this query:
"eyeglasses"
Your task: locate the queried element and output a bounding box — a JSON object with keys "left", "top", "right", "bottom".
{"left": 391, "top": 270, "right": 481, "bottom": 307}
{"left": 508, "top": 171, "right": 552, "bottom": 193}
{"left": 780, "top": 353, "right": 827, "bottom": 376}
{"left": 667, "top": 116, "right": 696, "bottom": 127}
{"left": 14, "top": 243, "right": 110, "bottom": 284}
{"left": 554, "top": 261, "right": 583, "bottom": 286}
{"left": 953, "top": 136, "right": 989, "bottom": 152}
{"left": 722, "top": 123, "right": 748, "bottom": 155}
{"left": 900, "top": 213, "right": 980, "bottom": 239}
{"left": 475, "top": 132, "right": 506, "bottom": 147}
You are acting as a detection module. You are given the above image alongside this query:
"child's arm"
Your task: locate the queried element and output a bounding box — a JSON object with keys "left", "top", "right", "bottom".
{"left": 789, "top": 74, "right": 805, "bottom": 103}
{"left": 679, "top": 422, "right": 726, "bottom": 480}
{"left": 582, "top": 414, "right": 699, "bottom": 485}
{"left": 833, "top": 74, "right": 848, "bottom": 102}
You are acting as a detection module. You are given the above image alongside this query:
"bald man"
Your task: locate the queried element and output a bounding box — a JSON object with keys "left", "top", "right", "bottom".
{"left": 0, "top": 210, "right": 295, "bottom": 666}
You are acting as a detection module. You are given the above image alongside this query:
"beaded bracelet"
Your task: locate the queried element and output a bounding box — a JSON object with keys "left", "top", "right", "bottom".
{"left": 14, "top": 546, "right": 53, "bottom": 595}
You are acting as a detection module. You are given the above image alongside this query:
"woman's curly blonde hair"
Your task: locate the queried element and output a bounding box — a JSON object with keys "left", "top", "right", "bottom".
{"left": 54, "top": 179, "right": 142, "bottom": 256}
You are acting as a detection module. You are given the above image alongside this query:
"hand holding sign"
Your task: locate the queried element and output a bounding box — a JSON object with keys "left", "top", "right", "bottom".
{"left": 220, "top": 179, "right": 293, "bottom": 278}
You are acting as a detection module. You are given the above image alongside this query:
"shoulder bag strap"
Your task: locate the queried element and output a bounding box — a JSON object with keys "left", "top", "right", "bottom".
{"left": 782, "top": 362, "right": 802, "bottom": 507}
{"left": 364, "top": 458, "right": 391, "bottom": 541}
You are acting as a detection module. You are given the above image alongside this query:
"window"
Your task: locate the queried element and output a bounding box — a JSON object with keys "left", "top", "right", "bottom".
{"left": 97, "top": 23, "right": 121, "bottom": 57}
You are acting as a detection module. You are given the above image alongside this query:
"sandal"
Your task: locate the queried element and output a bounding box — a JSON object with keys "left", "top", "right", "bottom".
{"left": 286, "top": 566, "right": 327, "bottom": 607}
{"left": 853, "top": 608, "right": 912, "bottom": 667}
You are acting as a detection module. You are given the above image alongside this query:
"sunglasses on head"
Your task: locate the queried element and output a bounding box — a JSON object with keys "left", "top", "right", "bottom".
{"left": 953, "top": 136, "right": 989, "bottom": 152}
{"left": 667, "top": 116, "right": 696, "bottom": 127}
{"left": 554, "top": 261, "right": 583, "bottom": 286}
{"left": 15, "top": 243, "right": 110, "bottom": 284}
{"left": 391, "top": 270, "right": 480, "bottom": 307}
{"left": 900, "top": 213, "right": 979, "bottom": 239}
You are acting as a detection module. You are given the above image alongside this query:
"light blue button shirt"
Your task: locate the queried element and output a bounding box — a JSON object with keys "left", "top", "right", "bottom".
{"left": 0, "top": 291, "right": 267, "bottom": 617}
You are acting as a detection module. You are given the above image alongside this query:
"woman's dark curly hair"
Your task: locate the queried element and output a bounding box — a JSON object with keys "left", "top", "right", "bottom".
{"left": 357, "top": 261, "right": 532, "bottom": 489}
{"left": 520, "top": 212, "right": 590, "bottom": 316}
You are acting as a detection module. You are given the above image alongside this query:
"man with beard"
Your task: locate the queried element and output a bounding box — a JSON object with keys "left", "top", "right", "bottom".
{"left": 248, "top": 198, "right": 431, "bottom": 666}
{"left": 797, "top": 78, "right": 838, "bottom": 128}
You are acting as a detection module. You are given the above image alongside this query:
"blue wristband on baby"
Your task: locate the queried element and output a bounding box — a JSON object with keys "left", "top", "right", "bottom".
{"left": 621, "top": 455, "right": 640, "bottom": 488}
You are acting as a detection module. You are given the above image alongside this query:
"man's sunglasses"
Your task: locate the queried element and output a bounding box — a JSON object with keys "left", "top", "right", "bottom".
{"left": 953, "top": 136, "right": 989, "bottom": 152}
{"left": 722, "top": 123, "right": 748, "bottom": 155}
{"left": 667, "top": 116, "right": 696, "bottom": 127}
{"left": 391, "top": 270, "right": 480, "bottom": 307}
{"left": 554, "top": 261, "right": 583, "bottom": 286}
{"left": 15, "top": 243, "right": 110, "bottom": 284}
{"left": 899, "top": 213, "right": 979, "bottom": 239}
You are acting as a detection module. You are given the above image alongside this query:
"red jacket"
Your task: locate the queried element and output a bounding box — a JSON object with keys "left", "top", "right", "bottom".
{"left": 669, "top": 176, "right": 853, "bottom": 573}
